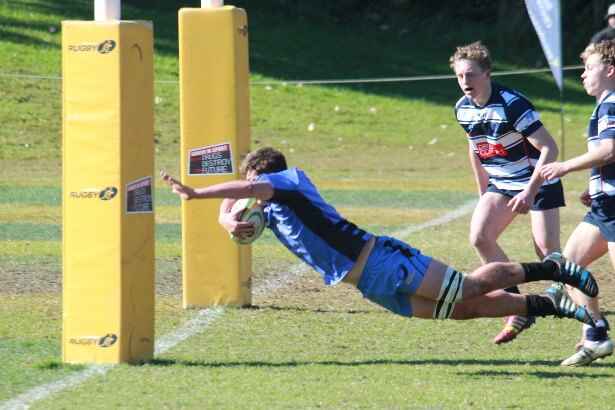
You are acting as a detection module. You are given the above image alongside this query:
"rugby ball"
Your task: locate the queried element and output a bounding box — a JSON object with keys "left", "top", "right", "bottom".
{"left": 230, "top": 198, "right": 266, "bottom": 244}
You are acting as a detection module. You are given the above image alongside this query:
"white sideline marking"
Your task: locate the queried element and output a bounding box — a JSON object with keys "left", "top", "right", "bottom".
{"left": 0, "top": 308, "right": 224, "bottom": 410}
{"left": 0, "top": 365, "right": 114, "bottom": 410}
{"left": 390, "top": 199, "right": 477, "bottom": 238}
{"left": 155, "top": 306, "right": 225, "bottom": 354}
{"left": 0, "top": 200, "right": 475, "bottom": 409}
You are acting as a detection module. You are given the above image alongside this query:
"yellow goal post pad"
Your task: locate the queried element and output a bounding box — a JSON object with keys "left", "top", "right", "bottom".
{"left": 62, "top": 20, "right": 155, "bottom": 364}
{"left": 178, "top": 7, "right": 252, "bottom": 309}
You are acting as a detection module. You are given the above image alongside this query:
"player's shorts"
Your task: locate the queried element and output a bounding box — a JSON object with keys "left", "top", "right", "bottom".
{"left": 486, "top": 180, "right": 565, "bottom": 211}
{"left": 357, "top": 236, "right": 432, "bottom": 317}
{"left": 583, "top": 195, "right": 615, "bottom": 242}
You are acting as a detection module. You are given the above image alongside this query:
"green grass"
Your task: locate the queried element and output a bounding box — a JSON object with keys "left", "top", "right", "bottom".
{"left": 2, "top": 0, "right": 615, "bottom": 408}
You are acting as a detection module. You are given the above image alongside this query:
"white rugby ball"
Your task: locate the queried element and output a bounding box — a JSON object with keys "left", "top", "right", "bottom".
{"left": 230, "top": 198, "right": 265, "bottom": 244}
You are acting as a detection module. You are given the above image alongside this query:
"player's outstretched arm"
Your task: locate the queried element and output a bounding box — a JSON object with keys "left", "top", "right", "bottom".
{"left": 540, "top": 139, "right": 615, "bottom": 181}
{"left": 160, "top": 172, "right": 196, "bottom": 200}
{"left": 160, "top": 172, "right": 275, "bottom": 201}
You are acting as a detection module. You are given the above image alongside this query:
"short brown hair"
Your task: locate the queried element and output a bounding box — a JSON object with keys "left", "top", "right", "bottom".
{"left": 240, "top": 146, "right": 288, "bottom": 176}
{"left": 581, "top": 40, "right": 615, "bottom": 66}
{"left": 449, "top": 41, "right": 492, "bottom": 72}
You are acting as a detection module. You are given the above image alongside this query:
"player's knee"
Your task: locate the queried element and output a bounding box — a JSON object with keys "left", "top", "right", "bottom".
{"left": 464, "top": 264, "right": 502, "bottom": 298}
{"left": 469, "top": 231, "right": 493, "bottom": 251}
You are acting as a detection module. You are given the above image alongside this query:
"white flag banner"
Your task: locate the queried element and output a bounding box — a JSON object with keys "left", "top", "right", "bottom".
{"left": 525, "top": 0, "right": 563, "bottom": 91}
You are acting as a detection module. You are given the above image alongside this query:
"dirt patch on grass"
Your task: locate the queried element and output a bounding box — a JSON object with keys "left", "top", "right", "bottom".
{"left": 0, "top": 257, "right": 185, "bottom": 297}
{"left": 0, "top": 257, "right": 61, "bottom": 294}
{"left": 2, "top": 256, "right": 613, "bottom": 316}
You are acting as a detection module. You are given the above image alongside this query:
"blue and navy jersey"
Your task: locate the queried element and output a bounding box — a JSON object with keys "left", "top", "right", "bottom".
{"left": 257, "top": 167, "right": 373, "bottom": 286}
{"left": 588, "top": 90, "right": 615, "bottom": 199}
{"left": 455, "top": 82, "right": 559, "bottom": 190}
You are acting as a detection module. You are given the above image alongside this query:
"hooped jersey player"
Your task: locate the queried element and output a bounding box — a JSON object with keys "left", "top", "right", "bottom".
{"left": 455, "top": 82, "right": 560, "bottom": 190}
{"left": 588, "top": 90, "right": 615, "bottom": 199}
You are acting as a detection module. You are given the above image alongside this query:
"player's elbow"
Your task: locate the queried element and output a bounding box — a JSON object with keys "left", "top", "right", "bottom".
{"left": 603, "top": 149, "right": 615, "bottom": 164}
{"left": 549, "top": 144, "right": 559, "bottom": 160}
{"left": 252, "top": 181, "right": 275, "bottom": 201}
{"left": 540, "top": 141, "right": 559, "bottom": 161}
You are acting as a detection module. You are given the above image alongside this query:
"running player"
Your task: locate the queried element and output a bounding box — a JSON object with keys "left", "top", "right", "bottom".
{"left": 450, "top": 41, "right": 565, "bottom": 344}
{"left": 540, "top": 40, "right": 615, "bottom": 366}
{"left": 161, "top": 146, "right": 597, "bottom": 334}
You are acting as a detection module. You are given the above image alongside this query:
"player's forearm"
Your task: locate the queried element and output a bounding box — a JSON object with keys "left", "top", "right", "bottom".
{"left": 562, "top": 144, "right": 615, "bottom": 173}
{"left": 193, "top": 180, "right": 273, "bottom": 200}
{"left": 526, "top": 126, "right": 560, "bottom": 191}
{"left": 218, "top": 199, "right": 236, "bottom": 230}
{"left": 220, "top": 198, "right": 235, "bottom": 213}
{"left": 526, "top": 144, "right": 557, "bottom": 194}
{"left": 474, "top": 172, "right": 489, "bottom": 195}
{"left": 469, "top": 146, "right": 488, "bottom": 194}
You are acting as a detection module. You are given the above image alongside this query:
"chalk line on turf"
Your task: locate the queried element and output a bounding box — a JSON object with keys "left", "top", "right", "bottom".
{"left": 155, "top": 306, "right": 225, "bottom": 354}
{"left": 390, "top": 199, "right": 477, "bottom": 238}
{"left": 0, "top": 199, "right": 476, "bottom": 410}
{"left": 0, "top": 365, "right": 114, "bottom": 410}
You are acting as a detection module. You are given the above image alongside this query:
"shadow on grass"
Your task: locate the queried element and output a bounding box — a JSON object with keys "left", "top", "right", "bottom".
{"left": 246, "top": 305, "right": 373, "bottom": 314}
{"left": 231, "top": 306, "right": 615, "bottom": 319}
{"left": 147, "top": 357, "right": 615, "bottom": 374}
{"left": 467, "top": 369, "right": 613, "bottom": 378}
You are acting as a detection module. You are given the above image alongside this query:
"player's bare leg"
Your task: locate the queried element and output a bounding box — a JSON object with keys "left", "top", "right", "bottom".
{"left": 560, "top": 223, "right": 612, "bottom": 366}
{"left": 414, "top": 258, "right": 597, "bottom": 302}
{"left": 469, "top": 192, "right": 534, "bottom": 344}
{"left": 530, "top": 208, "right": 561, "bottom": 261}
{"left": 408, "top": 287, "right": 595, "bottom": 327}
{"left": 410, "top": 258, "right": 597, "bottom": 326}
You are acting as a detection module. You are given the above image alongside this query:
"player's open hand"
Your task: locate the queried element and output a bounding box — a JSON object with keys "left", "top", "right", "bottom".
{"left": 160, "top": 172, "right": 195, "bottom": 200}
{"left": 539, "top": 162, "right": 567, "bottom": 181}
{"left": 507, "top": 190, "right": 534, "bottom": 214}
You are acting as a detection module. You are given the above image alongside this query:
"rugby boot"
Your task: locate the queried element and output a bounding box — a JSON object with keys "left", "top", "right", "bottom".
{"left": 561, "top": 338, "right": 613, "bottom": 367}
{"left": 544, "top": 284, "right": 596, "bottom": 327}
{"left": 493, "top": 315, "right": 536, "bottom": 345}
{"left": 543, "top": 253, "right": 598, "bottom": 297}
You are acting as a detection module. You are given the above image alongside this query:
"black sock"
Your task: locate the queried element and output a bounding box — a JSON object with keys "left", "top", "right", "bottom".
{"left": 526, "top": 294, "right": 557, "bottom": 317}
{"left": 521, "top": 261, "right": 558, "bottom": 283}
{"left": 503, "top": 286, "right": 520, "bottom": 294}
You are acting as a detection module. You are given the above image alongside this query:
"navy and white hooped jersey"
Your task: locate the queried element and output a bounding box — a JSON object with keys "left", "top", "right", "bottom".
{"left": 455, "top": 82, "right": 559, "bottom": 190}
{"left": 588, "top": 90, "right": 615, "bottom": 199}
{"left": 257, "top": 167, "right": 373, "bottom": 286}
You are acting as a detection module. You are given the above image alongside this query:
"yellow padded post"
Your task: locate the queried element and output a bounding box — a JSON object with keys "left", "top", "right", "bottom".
{"left": 179, "top": 6, "right": 251, "bottom": 308}
{"left": 62, "top": 20, "right": 155, "bottom": 364}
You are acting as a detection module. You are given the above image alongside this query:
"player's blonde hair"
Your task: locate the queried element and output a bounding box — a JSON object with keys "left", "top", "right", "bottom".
{"left": 449, "top": 41, "right": 492, "bottom": 72}
{"left": 581, "top": 39, "right": 615, "bottom": 66}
